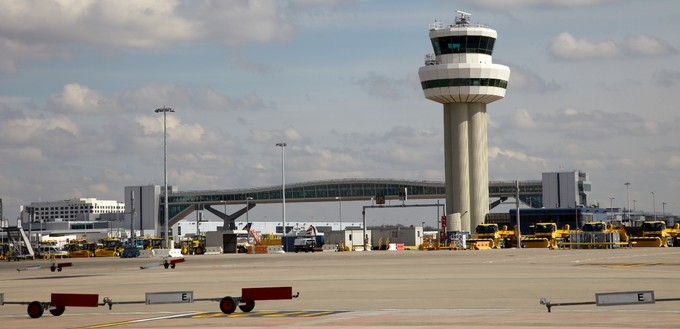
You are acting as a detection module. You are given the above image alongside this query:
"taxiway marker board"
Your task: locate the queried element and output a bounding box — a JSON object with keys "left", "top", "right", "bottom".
{"left": 146, "top": 291, "right": 194, "bottom": 305}
{"left": 596, "top": 290, "right": 655, "bottom": 306}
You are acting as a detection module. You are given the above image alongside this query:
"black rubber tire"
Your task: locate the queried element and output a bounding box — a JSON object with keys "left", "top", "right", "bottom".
{"left": 219, "top": 297, "right": 237, "bottom": 314}
{"left": 27, "top": 301, "right": 44, "bottom": 318}
{"left": 50, "top": 305, "right": 65, "bottom": 316}
{"left": 50, "top": 265, "right": 56, "bottom": 272}
{"left": 239, "top": 299, "right": 256, "bottom": 312}
{"left": 163, "top": 262, "right": 169, "bottom": 269}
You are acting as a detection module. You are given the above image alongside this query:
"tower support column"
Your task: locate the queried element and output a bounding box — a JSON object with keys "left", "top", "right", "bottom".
{"left": 468, "top": 103, "right": 489, "bottom": 230}
{"left": 444, "top": 103, "right": 471, "bottom": 232}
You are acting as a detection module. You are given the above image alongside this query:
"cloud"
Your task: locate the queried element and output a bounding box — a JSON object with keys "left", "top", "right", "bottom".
{"left": 0, "top": 0, "right": 296, "bottom": 75}
{"left": 47, "top": 83, "right": 107, "bottom": 114}
{"left": 471, "top": 0, "right": 620, "bottom": 10}
{"left": 622, "top": 34, "right": 677, "bottom": 57}
{"left": 494, "top": 107, "right": 670, "bottom": 141}
{"left": 652, "top": 70, "right": 680, "bottom": 86}
{"left": 355, "top": 72, "right": 407, "bottom": 100}
{"left": 549, "top": 32, "right": 676, "bottom": 61}
{"left": 507, "top": 65, "right": 561, "bottom": 94}
{"left": 548, "top": 32, "right": 622, "bottom": 60}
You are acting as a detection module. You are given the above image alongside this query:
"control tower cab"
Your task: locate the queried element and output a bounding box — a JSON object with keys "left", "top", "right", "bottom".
{"left": 418, "top": 11, "right": 510, "bottom": 232}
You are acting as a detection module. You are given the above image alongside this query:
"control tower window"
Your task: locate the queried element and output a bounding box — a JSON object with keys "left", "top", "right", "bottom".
{"left": 432, "top": 36, "right": 495, "bottom": 55}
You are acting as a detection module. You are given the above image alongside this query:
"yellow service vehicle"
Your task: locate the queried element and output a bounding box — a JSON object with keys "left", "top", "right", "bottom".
{"left": 468, "top": 223, "right": 513, "bottom": 249}
{"left": 66, "top": 240, "right": 96, "bottom": 257}
{"left": 180, "top": 234, "right": 206, "bottom": 255}
{"left": 95, "top": 238, "right": 123, "bottom": 257}
{"left": 630, "top": 221, "right": 673, "bottom": 247}
{"left": 523, "top": 223, "right": 570, "bottom": 249}
{"left": 0, "top": 243, "right": 9, "bottom": 260}
{"left": 142, "top": 237, "right": 164, "bottom": 250}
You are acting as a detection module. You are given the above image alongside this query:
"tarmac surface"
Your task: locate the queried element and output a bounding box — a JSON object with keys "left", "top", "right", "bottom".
{"left": 1, "top": 247, "right": 680, "bottom": 328}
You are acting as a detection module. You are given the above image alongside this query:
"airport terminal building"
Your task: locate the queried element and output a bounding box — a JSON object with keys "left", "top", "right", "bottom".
{"left": 11, "top": 171, "right": 595, "bottom": 243}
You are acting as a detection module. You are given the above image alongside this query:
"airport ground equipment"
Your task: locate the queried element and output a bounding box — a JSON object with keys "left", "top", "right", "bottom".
{"left": 565, "top": 222, "right": 628, "bottom": 249}
{"left": 140, "top": 257, "right": 185, "bottom": 269}
{"left": 1, "top": 286, "right": 299, "bottom": 318}
{"left": 95, "top": 238, "right": 123, "bottom": 257}
{"left": 4, "top": 226, "right": 35, "bottom": 260}
{"left": 540, "top": 290, "right": 680, "bottom": 313}
{"left": 524, "top": 223, "right": 570, "bottom": 249}
{"left": 16, "top": 261, "right": 72, "bottom": 273}
{"left": 467, "top": 224, "right": 514, "bottom": 249}
{"left": 66, "top": 239, "right": 96, "bottom": 258}
{"left": 630, "top": 221, "right": 673, "bottom": 247}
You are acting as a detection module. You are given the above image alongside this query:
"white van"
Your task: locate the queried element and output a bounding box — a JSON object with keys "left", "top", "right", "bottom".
{"left": 38, "top": 245, "right": 69, "bottom": 258}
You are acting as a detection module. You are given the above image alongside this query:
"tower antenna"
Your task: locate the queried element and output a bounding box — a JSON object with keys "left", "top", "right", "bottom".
{"left": 455, "top": 10, "right": 471, "bottom": 25}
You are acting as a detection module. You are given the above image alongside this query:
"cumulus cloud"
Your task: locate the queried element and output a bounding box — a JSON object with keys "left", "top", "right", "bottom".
{"left": 355, "top": 72, "right": 407, "bottom": 100}
{"left": 471, "top": 0, "right": 618, "bottom": 10}
{"left": 47, "top": 83, "right": 106, "bottom": 114}
{"left": 652, "top": 70, "right": 680, "bottom": 86}
{"left": 549, "top": 32, "right": 676, "bottom": 61}
{"left": 507, "top": 65, "right": 561, "bottom": 94}
{"left": 549, "top": 32, "right": 622, "bottom": 60}
{"left": 622, "top": 34, "right": 677, "bottom": 57}
{"left": 0, "top": 0, "right": 296, "bottom": 75}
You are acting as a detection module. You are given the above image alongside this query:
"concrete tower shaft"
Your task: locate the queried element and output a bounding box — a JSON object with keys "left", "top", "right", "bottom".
{"left": 418, "top": 12, "right": 510, "bottom": 232}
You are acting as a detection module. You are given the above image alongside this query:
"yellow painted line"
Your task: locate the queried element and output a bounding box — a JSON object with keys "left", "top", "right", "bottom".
{"left": 299, "top": 311, "right": 334, "bottom": 317}
{"left": 76, "top": 312, "right": 204, "bottom": 329}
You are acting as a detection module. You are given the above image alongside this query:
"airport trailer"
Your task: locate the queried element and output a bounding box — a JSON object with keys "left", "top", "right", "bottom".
{"left": 0, "top": 287, "right": 299, "bottom": 318}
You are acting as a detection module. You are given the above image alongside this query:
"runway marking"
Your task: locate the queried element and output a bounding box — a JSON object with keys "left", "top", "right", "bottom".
{"left": 76, "top": 312, "right": 203, "bottom": 328}
{"left": 77, "top": 310, "right": 345, "bottom": 328}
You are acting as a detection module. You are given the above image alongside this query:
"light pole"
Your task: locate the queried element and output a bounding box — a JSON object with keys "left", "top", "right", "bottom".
{"left": 246, "top": 197, "right": 253, "bottom": 223}
{"left": 335, "top": 196, "right": 342, "bottom": 230}
{"left": 275, "top": 142, "right": 287, "bottom": 235}
{"left": 155, "top": 106, "right": 174, "bottom": 249}
{"left": 651, "top": 192, "right": 656, "bottom": 220}
{"left": 662, "top": 202, "right": 666, "bottom": 220}
{"left": 609, "top": 197, "right": 615, "bottom": 221}
{"left": 624, "top": 182, "right": 630, "bottom": 221}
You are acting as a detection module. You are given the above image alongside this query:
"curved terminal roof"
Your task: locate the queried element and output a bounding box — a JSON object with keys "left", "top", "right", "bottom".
{"left": 168, "top": 178, "right": 543, "bottom": 207}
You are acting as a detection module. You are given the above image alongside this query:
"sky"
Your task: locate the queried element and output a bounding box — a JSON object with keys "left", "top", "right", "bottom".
{"left": 1, "top": 0, "right": 679, "bottom": 227}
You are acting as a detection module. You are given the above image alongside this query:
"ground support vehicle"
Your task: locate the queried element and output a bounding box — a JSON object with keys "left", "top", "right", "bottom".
{"left": 1, "top": 243, "right": 10, "bottom": 260}
{"left": 294, "top": 237, "right": 318, "bottom": 253}
{"left": 37, "top": 245, "right": 69, "bottom": 259}
{"left": 467, "top": 224, "right": 514, "bottom": 249}
{"left": 566, "top": 222, "right": 627, "bottom": 249}
{"left": 142, "top": 237, "right": 164, "bottom": 250}
{"left": 95, "top": 238, "right": 123, "bottom": 257}
{"left": 524, "top": 223, "right": 570, "bottom": 249}
{"left": 630, "top": 221, "right": 673, "bottom": 247}
{"left": 17, "top": 261, "right": 72, "bottom": 273}
{"left": 1, "top": 287, "right": 299, "bottom": 318}
{"left": 66, "top": 240, "right": 96, "bottom": 258}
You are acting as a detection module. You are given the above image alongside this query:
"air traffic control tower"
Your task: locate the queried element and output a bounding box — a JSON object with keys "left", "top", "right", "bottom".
{"left": 418, "top": 11, "right": 510, "bottom": 232}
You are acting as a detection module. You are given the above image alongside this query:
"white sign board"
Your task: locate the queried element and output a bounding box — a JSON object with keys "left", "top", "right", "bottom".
{"left": 596, "top": 290, "right": 655, "bottom": 306}
{"left": 146, "top": 291, "right": 194, "bottom": 305}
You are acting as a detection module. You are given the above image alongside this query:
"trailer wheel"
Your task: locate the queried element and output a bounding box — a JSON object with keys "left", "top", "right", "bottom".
{"left": 219, "top": 297, "right": 237, "bottom": 314}
{"left": 239, "top": 299, "right": 255, "bottom": 312}
{"left": 27, "top": 301, "right": 44, "bottom": 318}
{"left": 163, "top": 262, "right": 169, "bottom": 269}
{"left": 50, "top": 305, "right": 65, "bottom": 316}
